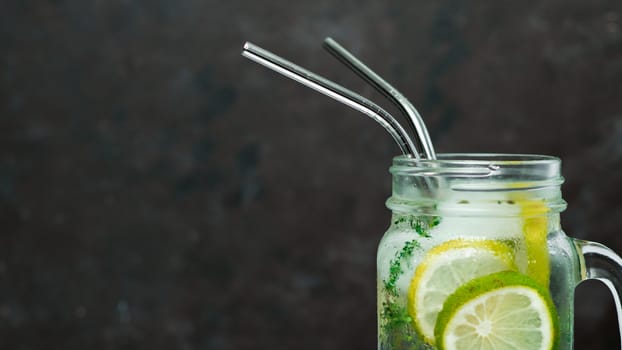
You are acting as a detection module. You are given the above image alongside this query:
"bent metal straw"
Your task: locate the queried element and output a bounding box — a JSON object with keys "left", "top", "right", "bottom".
{"left": 323, "top": 37, "right": 436, "bottom": 160}
{"left": 241, "top": 42, "right": 418, "bottom": 157}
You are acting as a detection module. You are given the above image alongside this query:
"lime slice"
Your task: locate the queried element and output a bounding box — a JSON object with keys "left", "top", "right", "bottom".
{"left": 435, "top": 271, "right": 558, "bottom": 350}
{"left": 407, "top": 239, "right": 516, "bottom": 344}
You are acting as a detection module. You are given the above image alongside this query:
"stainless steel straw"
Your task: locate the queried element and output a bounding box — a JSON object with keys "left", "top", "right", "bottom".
{"left": 323, "top": 37, "right": 436, "bottom": 160}
{"left": 241, "top": 42, "right": 418, "bottom": 157}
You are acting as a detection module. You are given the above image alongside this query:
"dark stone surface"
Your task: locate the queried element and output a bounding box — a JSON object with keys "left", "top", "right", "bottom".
{"left": 1, "top": 0, "right": 622, "bottom": 349}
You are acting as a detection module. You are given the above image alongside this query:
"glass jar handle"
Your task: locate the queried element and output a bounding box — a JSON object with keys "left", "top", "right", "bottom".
{"left": 573, "top": 239, "right": 622, "bottom": 342}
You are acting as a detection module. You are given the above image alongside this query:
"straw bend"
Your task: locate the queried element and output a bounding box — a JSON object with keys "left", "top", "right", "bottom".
{"left": 241, "top": 41, "right": 418, "bottom": 157}
{"left": 323, "top": 37, "right": 436, "bottom": 160}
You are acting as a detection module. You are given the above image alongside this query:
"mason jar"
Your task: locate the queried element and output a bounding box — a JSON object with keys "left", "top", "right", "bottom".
{"left": 377, "top": 154, "right": 622, "bottom": 350}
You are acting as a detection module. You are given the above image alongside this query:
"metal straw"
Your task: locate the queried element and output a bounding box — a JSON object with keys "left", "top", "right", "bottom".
{"left": 242, "top": 42, "right": 418, "bottom": 157}
{"left": 323, "top": 37, "right": 436, "bottom": 160}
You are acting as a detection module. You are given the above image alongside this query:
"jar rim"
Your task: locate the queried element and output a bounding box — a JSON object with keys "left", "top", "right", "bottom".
{"left": 393, "top": 153, "right": 560, "bottom": 166}
{"left": 391, "top": 153, "right": 562, "bottom": 180}
{"left": 388, "top": 153, "right": 567, "bottom": 215}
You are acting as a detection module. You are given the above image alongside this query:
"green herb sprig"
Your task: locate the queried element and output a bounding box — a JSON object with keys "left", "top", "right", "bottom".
{"left": 379, "top": 215, "right": 442, "bottom": 346}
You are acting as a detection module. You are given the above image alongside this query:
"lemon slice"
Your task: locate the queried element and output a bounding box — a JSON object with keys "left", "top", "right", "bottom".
{"left": 407, "top": 239, "right": 516, "bottom": 344}
{"left": 515, "top": 196, "right": 551, "bottom": 287}
{"left": 435, "top": 271, "right": 558, "bottom": 350}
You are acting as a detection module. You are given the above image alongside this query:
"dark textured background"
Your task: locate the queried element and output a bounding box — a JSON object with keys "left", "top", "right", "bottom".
{"left": 1, "top": 0, "right": 622, "bottom": 349}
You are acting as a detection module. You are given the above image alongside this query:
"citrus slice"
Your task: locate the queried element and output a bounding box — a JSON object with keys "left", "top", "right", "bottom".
{"left": 515, "top": 196, "right": 551, "bottom": 287}
{"left": 435, "top": 271, "right": 558, "bottom": 350}
{"left": 407, "top": 239, "right": 516, "bottom": 344}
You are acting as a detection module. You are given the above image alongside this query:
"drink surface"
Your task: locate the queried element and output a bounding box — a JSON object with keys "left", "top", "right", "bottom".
{"left": 377, "top": 190, "right": 577, "bottom": 350}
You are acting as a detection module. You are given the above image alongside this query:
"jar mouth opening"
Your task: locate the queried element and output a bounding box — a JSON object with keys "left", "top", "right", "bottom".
{"left": 391, "top": 153, "right": 562, "bottom": 183}
{"left": 392, "top": 153, "right": 560, "bottom": 167}
{"left": 388, "top": 153, "right": 566, "bottom": 214}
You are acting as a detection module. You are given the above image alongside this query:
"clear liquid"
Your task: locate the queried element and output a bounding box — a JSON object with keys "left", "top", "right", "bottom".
{"left": 377, "top": 212, "right": 579, "bottom": 350}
